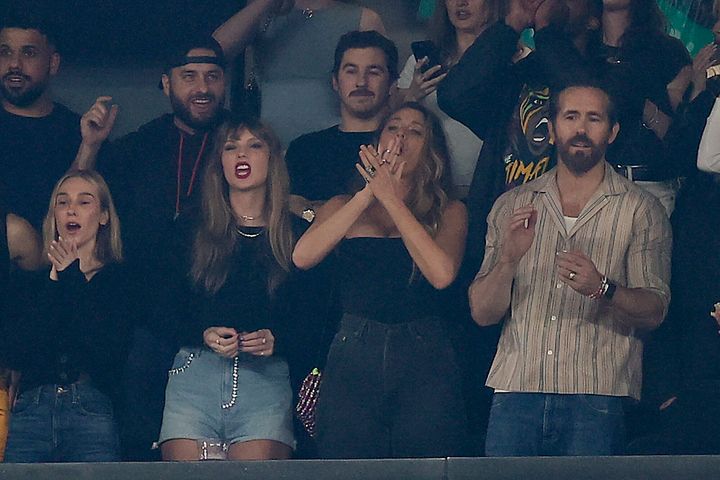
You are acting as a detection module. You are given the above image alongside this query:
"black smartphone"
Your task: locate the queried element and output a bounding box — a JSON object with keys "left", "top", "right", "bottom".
{"left": 411, "top": 40, "right": 445, "bottom": 76}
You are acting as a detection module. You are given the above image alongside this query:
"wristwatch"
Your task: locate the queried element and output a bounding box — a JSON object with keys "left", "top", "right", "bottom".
{"left": 604, "top": 280, "right": 617, "bottom": 301}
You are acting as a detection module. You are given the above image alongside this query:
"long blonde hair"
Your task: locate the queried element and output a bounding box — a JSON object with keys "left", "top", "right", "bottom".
{"left": 191, "top": 116, "right": 294, "bottom": 294}
{"left": 43, "top": 170, "right": 123, "bottom": 265}
{"left": 378, "top": 102, "right": 454, "bottom": 238}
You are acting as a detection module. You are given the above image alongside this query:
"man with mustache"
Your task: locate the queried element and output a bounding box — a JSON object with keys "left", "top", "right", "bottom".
{"left": 0, "top": 11, "right": 82, "bottom": 228}
{"left": 73, "top": 35, "right": 227, "bottom": 461}
{"left": 468, "top": 82, "right": 671, "bottom": 456}
{"left": 285, "top": 30, "right": 397, "bottom": 206}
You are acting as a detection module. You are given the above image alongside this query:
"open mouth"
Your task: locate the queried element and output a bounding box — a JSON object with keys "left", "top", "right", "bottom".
{"left": 235, "top": 162, "right": 251, "bottom": 179}
{"left": 456, "top": 9, "right": 471, "bottom": 20}
{"left": 65, "top": 222, "right": 81, "bottom": 233}
{"left": 531, "top": 118, "right": 549, "bottom": 144}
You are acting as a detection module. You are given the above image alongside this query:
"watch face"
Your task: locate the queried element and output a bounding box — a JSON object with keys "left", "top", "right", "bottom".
{"left": 301, "top": 208, "right": 316, "bottom": 223}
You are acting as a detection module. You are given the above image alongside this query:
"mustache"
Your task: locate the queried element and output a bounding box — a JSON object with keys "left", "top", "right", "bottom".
{"left": 569, "top": 134, "right": 594, "bottom": 146}
{"left": 349, "top": 88, "right": 374, "bottom": 97}
{"left": 2, "top": 70, "right": 30, "bottom": 82}
{"left": 190, "top": 94, "right": 216, "bottom": 102}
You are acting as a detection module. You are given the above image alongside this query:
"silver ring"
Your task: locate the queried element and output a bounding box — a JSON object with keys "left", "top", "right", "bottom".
{"left": 262, "top": 338, "right": 267, "bottom": 345}
{"left": 366, "top": 165, "right": 376, "bottom": 177}
{"left": 215, "top": 338, "right": 221, "bottom": 345}
{"left": 382, "top": 148, "right": 392, "bottom": 155}
{"left": 260, "top": 351, "right": 265, "bottom": 356}
{"left": 569, "top": 271, "right": 577, "bottom": 280}
{"left": 379, "top": 159, "right": 389, "bottom": 165}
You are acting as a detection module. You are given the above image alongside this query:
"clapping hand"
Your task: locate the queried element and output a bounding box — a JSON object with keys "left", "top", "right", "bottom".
{"left": 355, "top": 138, "right": 407, "bottom": 205}
{"left": 48, "top": 236, "right": 79, "bottom": 279}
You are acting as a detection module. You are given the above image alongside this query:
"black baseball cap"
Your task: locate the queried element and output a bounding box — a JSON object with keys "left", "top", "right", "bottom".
{"left": 158, "top": 34, "right": 226, "bottom": 89}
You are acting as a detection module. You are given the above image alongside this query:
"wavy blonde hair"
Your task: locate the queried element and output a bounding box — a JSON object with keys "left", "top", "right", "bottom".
{"left": 43, "top": 170, "right": 123, "bottom": 265}
{"left": 378, "top": 102, "right": 454, "bottom": 237}
{"left": 191, "top": 116, "right": 294, "bottom": 294}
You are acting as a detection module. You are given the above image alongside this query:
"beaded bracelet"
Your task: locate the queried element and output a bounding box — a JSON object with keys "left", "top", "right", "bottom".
{"left": 588, "top": 276, "right": 608, "bottom": 300}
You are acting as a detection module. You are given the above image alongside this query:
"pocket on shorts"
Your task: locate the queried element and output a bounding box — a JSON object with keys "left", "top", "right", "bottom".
{"left": 168, "top": 348, "right": 197, "bottom": 376}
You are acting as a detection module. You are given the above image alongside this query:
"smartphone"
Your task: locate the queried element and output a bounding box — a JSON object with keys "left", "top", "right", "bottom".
{"left": 411, "top": 40, "right": 445, "bottom": 76}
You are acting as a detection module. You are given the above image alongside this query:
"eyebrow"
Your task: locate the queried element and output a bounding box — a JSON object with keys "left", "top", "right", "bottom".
{"left": 57, "top": 192, "right": 96, "bottom": 198}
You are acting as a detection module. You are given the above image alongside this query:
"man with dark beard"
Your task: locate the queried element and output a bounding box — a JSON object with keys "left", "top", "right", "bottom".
{"left": 0, "top": 12, "right": 81, "bottom": 228}
{"left": 468, "top": 81, "right": 671, "bottom": 456}
{"left": 73, "top": 35, "right": 227, "bottom": 461}
{"left": 74, "top": 35, "right": 227, "bottom": 261}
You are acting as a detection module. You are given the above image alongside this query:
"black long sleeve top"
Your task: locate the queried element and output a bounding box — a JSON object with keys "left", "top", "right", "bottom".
{"left": 7, "top": 260, "right": 134, "bottom": 404}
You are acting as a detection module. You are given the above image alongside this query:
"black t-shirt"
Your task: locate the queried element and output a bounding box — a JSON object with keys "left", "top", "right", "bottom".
{"left": 285, "top": 125, "right": 375, "bottom": 201}
{"left": 0, "top": 103, "right": 81, "bottom": 229}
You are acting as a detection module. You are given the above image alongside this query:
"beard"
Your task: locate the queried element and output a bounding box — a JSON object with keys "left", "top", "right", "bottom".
{"left": 169, "top": 89, "right": 224, "bottom": 132}
{"left": 1, "top": 72, "right": 48, "bottom": 108}
{"left": 556, "top": 133, "right": 606, "bottom": 175}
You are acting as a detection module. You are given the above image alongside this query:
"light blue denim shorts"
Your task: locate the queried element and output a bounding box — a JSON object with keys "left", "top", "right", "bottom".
{"left": 158, "top": 347, "right": 295, "bottom": 449}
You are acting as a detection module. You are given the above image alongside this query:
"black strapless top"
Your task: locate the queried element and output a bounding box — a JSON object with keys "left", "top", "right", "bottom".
{"left": 335, "top": 237, "right": 441, "bottom": 324}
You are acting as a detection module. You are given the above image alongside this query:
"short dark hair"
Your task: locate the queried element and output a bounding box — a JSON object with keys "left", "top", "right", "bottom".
{"left": 332, "top": 30, "right": 399, "bottom": 80}
{"left": 549, "top": 80, "right": 618, "bottom": 126}
{"left": 0, "top": 5, "right": 59, "bottom": 51}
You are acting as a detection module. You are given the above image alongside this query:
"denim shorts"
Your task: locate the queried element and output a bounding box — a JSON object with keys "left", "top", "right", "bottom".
{"left": 158, "top": 347, "right": 295, "bottom": 449}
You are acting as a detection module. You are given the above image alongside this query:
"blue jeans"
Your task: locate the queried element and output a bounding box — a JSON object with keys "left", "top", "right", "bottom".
{"left": 485, "top": 392, "right": 625, "bottom": 456}
{"left": 4, "top": 384, "right": 120, "bottom": 462}
{"left": 316, "top": 315, "right": 469, "bottom": 458}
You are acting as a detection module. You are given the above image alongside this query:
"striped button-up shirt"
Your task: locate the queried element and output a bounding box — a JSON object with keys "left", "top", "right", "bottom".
{"left": 477, "top": 165, "right": 671, "bottom": 399}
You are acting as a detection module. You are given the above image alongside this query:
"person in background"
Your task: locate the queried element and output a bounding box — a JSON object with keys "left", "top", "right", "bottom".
{"left": 0, "top": 9, "right": 82, "bottom": 229}
{"left": 599, "top": 0, "right": 691, "bottom": 215}
{"left": 398, "top": 0, "right": 503, "bottom": 199}
{"left": 4, "top": 170, "right": 132, "bottom": 463}
{"left": 293, "top": 102, "right": 469, "bottom": 458}
{"left": 214, "top": 0, "right": 385, "bottom": 145}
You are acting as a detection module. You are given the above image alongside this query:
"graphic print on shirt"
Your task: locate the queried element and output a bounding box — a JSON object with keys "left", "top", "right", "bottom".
{"left": 503, "top": 85, "right": 555, "bottom": 189}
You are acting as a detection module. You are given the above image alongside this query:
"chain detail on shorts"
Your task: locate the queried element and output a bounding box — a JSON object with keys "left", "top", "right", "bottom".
{"left": 221, "top": 356, "right": 240, "bottom": 409}
{"left": 168, "top": 353, "right": 195, "bottom": 375}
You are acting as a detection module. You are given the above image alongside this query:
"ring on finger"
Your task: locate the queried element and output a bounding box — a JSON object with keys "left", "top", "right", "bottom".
{"left": 569, "top": 271, "right": 577, "bottom": 280}
{"left": 262, "top": 338, "right": 267, "bottom": 345}
{"left": 366, "top": 165, "right": 377, "bottom": 177}
{"left": 215, "top": 338, "right": 221, "bottom": 345}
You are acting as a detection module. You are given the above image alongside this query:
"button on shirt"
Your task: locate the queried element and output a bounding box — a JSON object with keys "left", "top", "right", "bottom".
{"left": 478, "top": 165, "right": 671, "bottom": 400}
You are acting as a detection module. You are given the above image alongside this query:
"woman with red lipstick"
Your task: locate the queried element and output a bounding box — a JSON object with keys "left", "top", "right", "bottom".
{"left": 158, "top": 116, "right": 303, "bottom": 461}
{"left": 293, "top": 102, "right": 469, "bottom": 458}
{"left": 398, "top": 0, "right": 501, "bottom": 198}
{"left": 4, "top": 170, "right": 132, "bottom": 463}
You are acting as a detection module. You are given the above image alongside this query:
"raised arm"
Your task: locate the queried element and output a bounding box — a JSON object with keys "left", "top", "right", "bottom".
{"left": 292, "top": 190, "right": 373, "bottom": 270}
{"left": 6, "top": 213, "right": 43, "bottom": 271}
{"left": 355, "top": 145, "right": 467, "bottom": 289}
{"left": 359, "top": 7, "right": 386, "bottom": 35}
{"left": 213, "top": 0, "right": 288, "bottom": 60}
{"left": 469, "top": 202, "right": 536, "bottom": 326}
{"left": 73, "top": 96, "right": 118, "bottom": 171}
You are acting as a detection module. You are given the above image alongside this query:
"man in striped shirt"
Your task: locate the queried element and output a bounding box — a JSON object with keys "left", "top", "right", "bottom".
{"left": 469, "top": 81, "right": 671, "bottom": 456}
